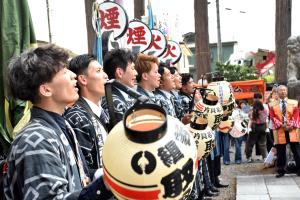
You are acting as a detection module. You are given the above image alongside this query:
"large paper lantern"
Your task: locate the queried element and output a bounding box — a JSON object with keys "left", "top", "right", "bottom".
{"left": 229, "top": 119, "right": 248, "bottom": 138}
{"left": 194, "top": 91, "right": 224, "bottom": 130}
{"left": 187, "top": 116, "right": 215, "bottom": 159}
{"left": 207, "top": 81, "right": 235, "bottom": 114}
{"left": 102, "top": 104, "right": 198, "bottom": 199}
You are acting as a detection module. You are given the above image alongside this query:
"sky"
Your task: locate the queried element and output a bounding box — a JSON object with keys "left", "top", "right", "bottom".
{"left": 148, "top": 0, "right": 300, "bottom": 52}
{"left": 28, "top": 0, "right": 300, "bottom": 54}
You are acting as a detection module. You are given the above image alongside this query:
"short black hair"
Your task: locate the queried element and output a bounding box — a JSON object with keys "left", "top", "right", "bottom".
{"left": 7, "top": 44, "right": 69, "bottom": 104}
{"left": 181, "top": 73, "right": 193, "bottom": 85}
{"left": 253, "top": 93, "right": 262, "bottom": 99}
{"left": 168, "top": 66, "right": 177, "bottom": 75}
{"left": 158, "top": 65, "right": 167, "bottom": 81}
{"left": 69, "top": 54, "right": 96, "bottom": 75}
{"left": 237, "top": 100, "right": 247, "bottom": 109}
{"left": 159, "top": 62, "right": 170, "bottom": 69}
{"left": 103, "top": 48, "right": 135, "bottom": 79}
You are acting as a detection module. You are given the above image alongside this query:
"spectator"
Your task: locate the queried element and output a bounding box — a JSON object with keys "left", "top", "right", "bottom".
{"left": 245, "top": 98, "right": 268, "bottom": 162}
{"left": 269, "top": 85, "right": 300, "bottom": 178}
{"left": 231, "top": 101, "right": 249, "bottom": 164}
{"left": 266, "top": 86, "right": 279, "bottom": 152}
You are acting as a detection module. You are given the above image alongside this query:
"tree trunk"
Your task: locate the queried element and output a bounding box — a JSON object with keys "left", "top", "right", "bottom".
{"left": 194, "top": 0, "right": 211, "bottom": 81}
{"left": 84, "top": 0, "right": 96, "bottom": 54}
{"left": 275, "top": 0, "right": 291, "bottom": 84}
{"left": 134, "top": 0, "right": 145, "bottom": 20}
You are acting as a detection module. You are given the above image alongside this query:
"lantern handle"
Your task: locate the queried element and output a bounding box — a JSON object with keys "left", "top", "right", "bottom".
{"left": 189, "top": 87, "right": 215, "bottom": 112}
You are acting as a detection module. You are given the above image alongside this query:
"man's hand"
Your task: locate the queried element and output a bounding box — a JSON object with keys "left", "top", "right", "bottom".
{"left": 181, "top": 113, "right": 193, "bottom": 125}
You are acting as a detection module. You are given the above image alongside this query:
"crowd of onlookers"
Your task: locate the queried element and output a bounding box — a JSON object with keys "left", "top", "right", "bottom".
{"left": 0, "top": 44, "right": 299, "bottom": 200}
{"left": 219, "top": 85, "right": 300, "bottom": 181}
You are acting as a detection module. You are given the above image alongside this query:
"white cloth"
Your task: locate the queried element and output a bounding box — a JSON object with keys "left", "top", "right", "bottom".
{"left": 83, "top": 97, "right": 102, "bottom": 118}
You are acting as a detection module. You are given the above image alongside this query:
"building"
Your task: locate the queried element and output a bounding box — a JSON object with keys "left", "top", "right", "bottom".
{"left": 183, "top": 32, "right": 237, "bottom": 79}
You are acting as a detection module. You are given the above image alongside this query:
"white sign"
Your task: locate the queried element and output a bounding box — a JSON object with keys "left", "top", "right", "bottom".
{"left": 160, "top": 40, "right": 182, "bottom": 64}
{"left": 93, "top": 1, "right": 128, "bottom": 39}
{"left": 144, "top": 29, "right": 167, "bottom": 57}
{"left": 124, "top": 20, "right": 152, "bottom": 54}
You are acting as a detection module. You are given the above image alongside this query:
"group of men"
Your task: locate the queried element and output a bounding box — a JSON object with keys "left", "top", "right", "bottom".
{"left": 4, "top": 44, "right": 299, "bottom": 200}
{"left": 2, "top": 44, "right": 200, "bottom": 199}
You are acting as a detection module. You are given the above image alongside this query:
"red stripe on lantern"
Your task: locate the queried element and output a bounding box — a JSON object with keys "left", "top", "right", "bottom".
{"left": 104, "top": 169, "right": 161, "bottom": 199}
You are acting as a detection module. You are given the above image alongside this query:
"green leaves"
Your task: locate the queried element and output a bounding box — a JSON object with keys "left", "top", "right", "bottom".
{"left": 216, "top": 62, "right": 258, "bottom": 81}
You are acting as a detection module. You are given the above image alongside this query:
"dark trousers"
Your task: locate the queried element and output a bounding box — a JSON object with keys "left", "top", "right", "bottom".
{"left": 207, "top": 154, "right": 221, "bottom": 185}
{"left": 245, "top": 123, "right": 267, "bottom": 159}
{"left": 275, "top": 131, "right": 300, "bottom": 174}
{"left": 266, "top": 129, "right": 274, "bottom": 152}
{"left": 202, "top": 159, "right": 212, "bottom": 190}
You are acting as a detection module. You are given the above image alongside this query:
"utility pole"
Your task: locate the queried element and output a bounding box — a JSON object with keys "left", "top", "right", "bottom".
{"left": 46, "top": 0, "right": 52, "bottom": 43}
{"left": 216, "top": 0, "right": 223, "bottom": 63}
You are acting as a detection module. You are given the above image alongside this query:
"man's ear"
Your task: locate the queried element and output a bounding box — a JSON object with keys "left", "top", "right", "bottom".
{"left": 115, "top": 67, "right": 123, "bottom": 79}
{"left": 142, "top": 72, "right": 148, "bottom": 81}
{"left": 77, "top": 74, "right": 87, "bottom": 86}
{"left": 39, "top": 84, "right": 52, "bottom": 97}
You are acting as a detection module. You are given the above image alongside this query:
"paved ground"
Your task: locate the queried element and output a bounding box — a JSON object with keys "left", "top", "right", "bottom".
{"left": 236, "top": 174, "right": 300, "bottom": 200}
{"left": 212, "top": 142, "right": 300, "bottom": 200}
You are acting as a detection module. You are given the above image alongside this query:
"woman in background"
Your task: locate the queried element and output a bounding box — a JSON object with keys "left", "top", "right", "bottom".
{"left": 266, "top": 86, "right": 279, "bottom": 152}
{"left": 245, "top": 99, "right": 268, "bottom": 162}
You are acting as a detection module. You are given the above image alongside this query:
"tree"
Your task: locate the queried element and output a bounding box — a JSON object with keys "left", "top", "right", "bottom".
{"left": 194, "top": 0, "right": 211, "bottom": 81}
{"left": 134, "top": 0, "right": 145, "bottom": 20}
{"left": 275, "top": 0, "right": 291, "bottom": 84}
{"left": 216, "top": 63, "right": 258, "bottom": 82}
{"left": 84, "top": 0, "right": 96, "bottom": 54}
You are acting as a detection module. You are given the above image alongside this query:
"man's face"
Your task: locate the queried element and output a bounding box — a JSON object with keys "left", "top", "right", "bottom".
{"left": 47, "top": 67, "right": 79, "bottom": 106}
{"left": 185, "top": 77, "right": 194, "bottom": 95}
{"left": 160, "top": 67, "right": 175, "bottom": 91}
{"left": 272, "top": 92, "right": 278, "bottom": 100}
{"left": 278, "top": 86, "right": 288, "bottom": 99}
{"left": 240, "top": 102, "right": 246, "bottom": 110}
{"left": 84, "top": 60, "right": 108, "bottom": 98}
{"left": 174, "top": 71, "right": 182, "bottom": 90}
{"left": 119, "top": 61, "right": 137, "bottom": 88}
{"left": 145, "top": 62, "right": 161, "bottom": 90}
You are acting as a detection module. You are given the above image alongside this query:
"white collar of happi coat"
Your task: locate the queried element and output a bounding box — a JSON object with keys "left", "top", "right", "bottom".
{"left": 82, "top": 97, "right": 102, "bottom": 117}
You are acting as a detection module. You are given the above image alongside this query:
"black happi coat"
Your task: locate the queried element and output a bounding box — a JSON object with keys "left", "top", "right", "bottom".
{"left": 154, "top": 89, "right": 177, "bottom": 117}
{"left": 4, "top": 107, "right": 83, "bottom": 199}
{"left": 102, "top": 83, "right": 135, "bottom": 124}
{"left": 178, "top": 91, "right": 193, "bottom": 117}
{"left": 65, "top": 97, "right": 108, "bottom": 177}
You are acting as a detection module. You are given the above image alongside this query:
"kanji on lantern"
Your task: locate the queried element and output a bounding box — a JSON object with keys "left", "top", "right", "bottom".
{"left": 127, "top": 26, "right": 147, "bottom": 45}
{"left": 163, "top": 44, "right": 177, "bottom": 58}
{"left": 100, "top": 6, "right": 121, "bottom": 29}
{"left": 149, "top": 34, "right": 162, "bottom": 50}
